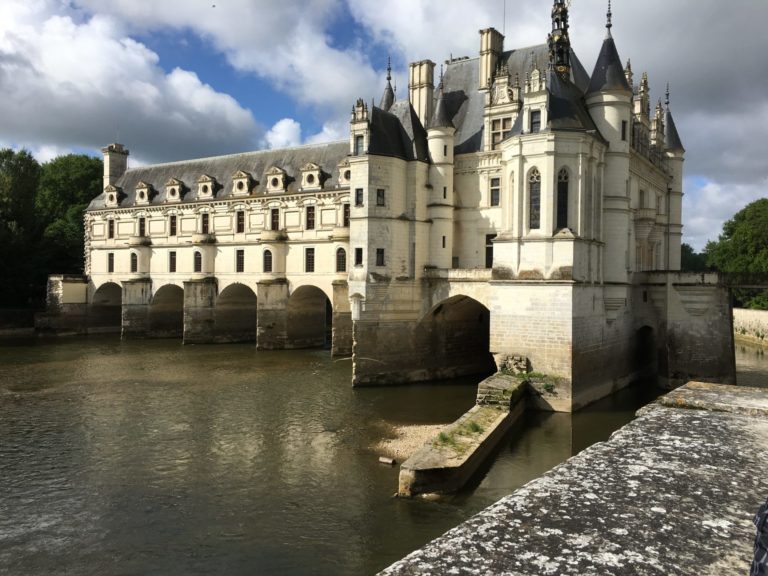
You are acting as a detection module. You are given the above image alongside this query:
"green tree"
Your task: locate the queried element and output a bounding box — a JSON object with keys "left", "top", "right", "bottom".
{"left": 706, "top": 198, "right": 768, "bottom": 309}
{"left": 680, "top": 243, "right": 708, "bottom": 272}
{"left": 36, "top": 154, "right": 103, "bottom": 277}
{"left": 0, "top": 149, "right": 42, "bottom": 306}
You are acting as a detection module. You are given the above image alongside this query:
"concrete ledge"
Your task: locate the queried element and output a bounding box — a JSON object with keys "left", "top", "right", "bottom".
{"left": 382, "top": 382, "right": 768, "bottom": 574}
{"left": 397, "top": 375, "right": 526, "bottom": 497}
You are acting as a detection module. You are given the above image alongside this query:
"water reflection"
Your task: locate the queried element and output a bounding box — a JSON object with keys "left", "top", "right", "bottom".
{"left": 0, "top": 336, "right": 765, "bottom": 575}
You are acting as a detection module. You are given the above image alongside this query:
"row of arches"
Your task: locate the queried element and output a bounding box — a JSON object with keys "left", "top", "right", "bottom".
{"left": 90, "top": 282, "right": 334, "bottom": 347}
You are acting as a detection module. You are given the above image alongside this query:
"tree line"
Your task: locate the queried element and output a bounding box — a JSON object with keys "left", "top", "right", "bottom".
{"left": 0, "top": 148, "right": 103, "bottom": 308}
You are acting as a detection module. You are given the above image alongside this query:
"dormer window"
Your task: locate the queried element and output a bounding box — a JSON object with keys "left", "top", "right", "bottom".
{"left": 265, "top": 167, "right": 287, "bottom": 193}
{"left": 164, "top": 178, "right": 184, "bottom": 203}
{"left": 135, "top": 181, "right": 154, "bottom": 206}
{"left": 491, "top": 117, "right": 513, "bottom": 149}
{"left": 337, "top": 159, "right": 351, "bottom": 187}
{"left": 232, "top": 170, "right": 253, "bottom": 197}
{"left": 197, "top": 175, "right": 216, "bottom": 200}
{"left": 104, "top": 185, "right": 123, "bottom": 208}
{"left": 300, "top": 163, "right": 324, "bottom": 191}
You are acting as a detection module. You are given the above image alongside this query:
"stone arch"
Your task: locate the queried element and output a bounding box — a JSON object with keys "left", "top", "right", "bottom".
{"left": 214, "top": 283, "right": 257, "bottom": 343}
{"left": 89, "top": 282, "right": 122, "bottom": 332}
{"left": 417, "top": 294, "right": 495, "bottom": 379}
{"left": 634, "top": 325, "right": 657, "bottom": 380}
{"left": 149, "top": 284, "right": 184, "bottom": 338}
{"left": 286, "top": 285, "right": 332, "bottom": 349}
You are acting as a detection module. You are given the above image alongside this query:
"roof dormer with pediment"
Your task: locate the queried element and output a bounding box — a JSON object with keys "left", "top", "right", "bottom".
{"left": 164, "top": 177, "right": 185, "bottom": 203}
{"left": 196, "top": 174, "right": 217, "bottom": 200}
{"left": 104, "top": 184, "right": 124, "bottom": 208}
{"left": 265, "top": 166, "right": 287, "bottom": 193}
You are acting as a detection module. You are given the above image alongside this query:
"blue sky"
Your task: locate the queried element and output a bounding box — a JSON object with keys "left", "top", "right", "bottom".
{"left": 1, "top": 0, "right": 766, "bottom": 250}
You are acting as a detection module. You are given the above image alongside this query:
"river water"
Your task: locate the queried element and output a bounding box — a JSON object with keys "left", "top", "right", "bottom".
{"left": 0, "top": 336, "right": 765, "bottom": 575}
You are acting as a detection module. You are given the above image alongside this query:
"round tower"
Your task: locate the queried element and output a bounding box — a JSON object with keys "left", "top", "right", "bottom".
{"left": 427, "top": 78, "right": 456, "bottom": 269}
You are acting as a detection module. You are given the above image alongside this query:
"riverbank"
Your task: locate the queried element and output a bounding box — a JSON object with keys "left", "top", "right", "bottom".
{"left": 381, "top": 382, "right": 768, "bottom": 575}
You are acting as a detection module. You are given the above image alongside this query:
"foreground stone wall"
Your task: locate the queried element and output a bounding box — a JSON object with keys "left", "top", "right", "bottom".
{"left": 382, "top": 382, "right": 768, "bottom": 575}
{"left": 734, "top": 308, "right": 768, "bottom": 348}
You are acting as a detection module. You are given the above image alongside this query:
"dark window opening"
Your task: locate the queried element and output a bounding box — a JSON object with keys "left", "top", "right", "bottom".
{"left": 336, "top": 248, "right": 347, "bottom": 272}
{"left": 354, "top": 247, "right": 363, "bottom": 267}
{"left": 305, "top": 248, "right": 315, "bottom": 273}
{"left": 236, "top": 211, "right": 245, "bottom": 233}
{"left": 376, "top": 189, "right": 385, "bottom": 206}
{"left": 485, "top": 234, "right": 496, "bottom": 268}
{"left": 169, "top": 251, "right": 176, "bottom": 273}
{"left": 236, "top": 249, "right": 245, "bottom": 273}
{"left": 443, "top": 186, "right": 447, "bottom": 199}
{"left": 108, "top": 220, "right": 115, "bottom": 239}
{"left": 107, "top": 252, "right": 114, "bottom": 273}
{"left": 491, "top": 117, "right": 513, "bottom": 150}
{"left": 138, "top": 217, "right": 146, "bottom": 237}
{"left": 557, "top": 168, "right": 569, "bottom": 230}
{"left": 201, "top": 213, "right": 210, "bottom": 234}
{"left": 530, "top": 110, "right": 541, "bottom": 133}
{"left": 354, "top": 135, "right": 364, "bottom": 156}
{"left": 442, "top": 236, "right": 446, "bottom": 249}
{"left": 375, "top": 248, "right": 385, "bottom": 267}
{"left": 490, "top": 177, "right": 501, "bottom": 206}
{"left": 306, "top": 206, "right": 315, "bottom": 230}
{"left": 263, "top": 250, "right": 273, "bottom": 273}
{"left": 169, "top": 215, "right": 177, "bottom": 237}
{"left": 193, "top": 251, "right": 202, "bottom": 273}
{"left": 621, "top": 120, "right": 628, "bottom": 141}
{"left": 443, "top": 145, "right": 448, "bottom": 156}
{"left": 270, "top": 208, "right": 279, "bottom": 231}
{"left": 130, "top": 252, "right": 138, "bottom": 273}
{"left": 355, "top": 188, "right": 364, "bottom": 207}
{"left": 343, "top": 203, "right": 350, "bottom": 227}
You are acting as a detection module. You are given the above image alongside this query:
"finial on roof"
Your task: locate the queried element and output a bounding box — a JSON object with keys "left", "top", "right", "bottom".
{"left": 386, "top": 56, "right": 392, "bottom": 82}
{"left": 665, "top": 83, "right": 670, "bottom": 107}
{"left": 606, "top": 0, "right": 613, "bottom": 35}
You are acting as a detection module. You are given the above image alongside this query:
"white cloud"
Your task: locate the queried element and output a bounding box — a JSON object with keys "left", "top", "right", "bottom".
{"left": 265, "top": 118, "right": 303, "bottom": 149}
{"left": 0, "top": 0, "right": 259, "bottom": 163}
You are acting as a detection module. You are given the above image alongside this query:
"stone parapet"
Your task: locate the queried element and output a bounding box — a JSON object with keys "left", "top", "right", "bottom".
{"left": 382, "top": 382, "right": 768, "bottom": 575}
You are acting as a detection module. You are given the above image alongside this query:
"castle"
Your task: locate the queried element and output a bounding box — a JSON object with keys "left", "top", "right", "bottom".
{"left": 44, "top": 1, "right": 735, "bottom": 411}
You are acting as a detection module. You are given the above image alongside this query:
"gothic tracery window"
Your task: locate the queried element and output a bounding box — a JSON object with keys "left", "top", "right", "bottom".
{"left": 557, "top": 168, "right": 569, "bottom": 231}
{"left": 529, "top": 168, "right": 541, "bottom": 230}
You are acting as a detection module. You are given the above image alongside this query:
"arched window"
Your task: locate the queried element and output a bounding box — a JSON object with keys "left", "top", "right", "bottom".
{"left": 263, "top": 249, "right": 273, "bottom": 273}
{"left": 529, "top": 168, "right": 541, "bottom": 230}
{"left": 130, "top": 252, "right": 138, "bottom": 273}
{"left": 557, "top": 168, "right": 569, "bottom": 230}
{"left": 193, "top": 251, "right": 202, "bottom": 273}
{"left": 336, "top": 248, "right": 347, "bottom": 273}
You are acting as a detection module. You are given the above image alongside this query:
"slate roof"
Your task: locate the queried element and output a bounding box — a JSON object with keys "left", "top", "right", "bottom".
{"left": 88, "top": 141, "right": 350, "bottom": 211}
{"left": 368, "top": 101, "right": 429, "bottom": 162}
{"left": 586, "top": 35, "right": 632, "bottom": 96}
{"left": 664, "top": 107, "right": 685, "bottom": 152}
{"left": 439, "top": 44, "right": 591, "bottom": 154}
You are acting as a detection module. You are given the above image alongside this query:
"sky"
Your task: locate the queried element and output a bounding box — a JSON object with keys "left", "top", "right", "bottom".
{"left": 0, "top": 0, "right": 766, "bottom": 250}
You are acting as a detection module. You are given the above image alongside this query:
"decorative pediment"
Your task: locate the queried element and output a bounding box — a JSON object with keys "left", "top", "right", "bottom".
{"left": 265, "top": 166, "right": 287, "bottom": 193}
{"left": 196, "top": 174, "right": 217, "bottom": 200}
{"left": 300, "top": 162, "right": 326, "bottom": 191}
{"left": 231, "top": 170, "right": 253, "bottom": 197}
{"left": 135, "top": 181, "right": 155, "bottom": 205}
{"left": 104, "top": 184, "right": 124, "bottom": 207}
{"left": 164, "top": 178, "right": 185, "bottom": 203}
{"left": 337, "top": 159, "right": 352, "bottom": 187}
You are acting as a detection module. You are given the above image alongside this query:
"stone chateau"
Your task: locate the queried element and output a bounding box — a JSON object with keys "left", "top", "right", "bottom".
{"left": 45, "top": 1, "right": 735, "bottom": 411}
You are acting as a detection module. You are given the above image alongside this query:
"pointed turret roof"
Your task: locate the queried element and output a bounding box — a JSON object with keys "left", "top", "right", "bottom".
{"left": 664, "top": 86, "right": 685, "bottom": 152}
{"left": 430, "top": 70, "right": 454, "bottom": 129}
{"left": 586, "top": 2, "right": 632, "bottom": 96}
{"left": 379, "top": 57, "right": 395, "bottom": 112}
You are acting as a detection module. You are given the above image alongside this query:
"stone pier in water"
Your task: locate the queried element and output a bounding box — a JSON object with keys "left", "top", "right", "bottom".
{"left": 381, "top": 382, "right": 768, "bottom": 575}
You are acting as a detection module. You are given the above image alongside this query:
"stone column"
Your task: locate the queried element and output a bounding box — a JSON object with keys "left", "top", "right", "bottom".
{"left": 121, "top": 278, "right": 152, "bottom": 339}
{"left": 183, "top": 278, "right": 217, "bottom": 344}
{"left": 332, "top": 280, "right": 352, "bottom": 356}
{"left": 256, "top": 279, "right": 289, "bottom": 350}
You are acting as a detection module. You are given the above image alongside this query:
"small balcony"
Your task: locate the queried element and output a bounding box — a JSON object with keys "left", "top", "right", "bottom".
{"left": 128, "top": 235, "right": 152, "bottom": 247}
{"left": 260, "top": 229, "right": 287, "bottom": 242}
{"left": 191, "top": 233, "right": 216, "bottom": 245}
{"left": 330, "top": 226, "right": 350, "bottom": 240}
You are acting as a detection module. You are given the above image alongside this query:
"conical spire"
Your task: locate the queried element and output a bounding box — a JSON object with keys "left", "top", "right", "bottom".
{"left": 586, "top": 2, "right": 631, "bottom": 96}
{"left": 664, "top": 84, "right": 685, "bottom": 152}
{"left": 379, "top": 56, "right": 395, "bottom": 112}
{"left": 430, "top": 67, "right": 454, "bottom": 129}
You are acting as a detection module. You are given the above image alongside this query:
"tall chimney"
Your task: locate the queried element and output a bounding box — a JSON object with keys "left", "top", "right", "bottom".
{"left": 102, "top": 143, "right": 129, "bottom": 189}
{"left": 408, "top": 60, "right": 435, "bottom": 128}
{"left": 479, "top": 28, "right": 504, "bottom": 90}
